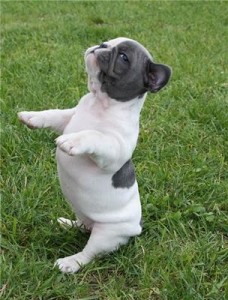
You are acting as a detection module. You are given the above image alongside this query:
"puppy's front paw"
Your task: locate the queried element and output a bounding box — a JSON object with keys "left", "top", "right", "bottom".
{"left": 55, "top": 253, "right": 84, "bottom": 273}
{"left": 56, "top": 133, "right": 93, "bottom": 156}
{"left": 18, "top": 111, "right": 45, "bottom": 129}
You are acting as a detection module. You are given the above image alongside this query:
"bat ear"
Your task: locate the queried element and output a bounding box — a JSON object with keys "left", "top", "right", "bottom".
{"left": 146, "top": 61, "right": 172, "bottom": 93}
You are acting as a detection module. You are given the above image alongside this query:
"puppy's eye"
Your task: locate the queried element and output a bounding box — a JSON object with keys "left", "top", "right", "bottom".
{"left": 119, "top": 52, "right": 129, "bottom": 63}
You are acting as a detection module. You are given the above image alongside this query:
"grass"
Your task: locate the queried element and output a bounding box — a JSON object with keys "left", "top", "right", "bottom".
{"left": 1, "top": 1, "right": 227, "bottom": 299}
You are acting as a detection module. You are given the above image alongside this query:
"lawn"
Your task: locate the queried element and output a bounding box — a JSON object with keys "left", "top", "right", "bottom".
{"left": 1, "top": 1, "right": 227, "bottom": 299}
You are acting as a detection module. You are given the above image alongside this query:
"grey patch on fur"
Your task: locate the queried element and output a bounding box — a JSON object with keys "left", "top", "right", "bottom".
{"left": 97, "top": 40, "right": 171, "bottom": 101}
{"left": 112, "top": 160, "right": 135, "bottom": 188}
{"left": 97, "top": 41, "right": 148, "bottom": 101}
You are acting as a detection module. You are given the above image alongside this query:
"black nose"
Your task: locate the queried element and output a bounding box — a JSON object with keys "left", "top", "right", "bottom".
{"left": 91, "top": 43, "right": 108, "bottom": 54}
{"left": 99, "top": 43, "right": 108, "bottom": 49}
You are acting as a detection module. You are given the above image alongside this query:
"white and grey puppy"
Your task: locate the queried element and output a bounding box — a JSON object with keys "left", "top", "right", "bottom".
{"left": 18, "top": 37, "right": 171, "bottom": 273}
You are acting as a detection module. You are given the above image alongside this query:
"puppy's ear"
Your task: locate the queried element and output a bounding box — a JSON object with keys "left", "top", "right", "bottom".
{"left": 145, "top": 61, "right": 172, "bottom": 93}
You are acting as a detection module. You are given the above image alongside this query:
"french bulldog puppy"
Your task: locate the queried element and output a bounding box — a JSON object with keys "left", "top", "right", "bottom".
{"left": 18, "top": 37, "right": 171, "bottom": 273}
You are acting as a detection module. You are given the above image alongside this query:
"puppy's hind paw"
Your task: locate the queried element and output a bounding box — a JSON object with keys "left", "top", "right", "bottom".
{"left": 57, "top": 217, "right": 88, "bottom": 232}
{"left": 57, "top": 217, "right": 78, "bottom": 229}
{"left": 55, "top": 254, "right": 84, "bottom": 273}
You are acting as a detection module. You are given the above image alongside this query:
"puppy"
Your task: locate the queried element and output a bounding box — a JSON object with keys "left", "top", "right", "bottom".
{"left": 18, "top": 37, "right": 171, "bottom": 273}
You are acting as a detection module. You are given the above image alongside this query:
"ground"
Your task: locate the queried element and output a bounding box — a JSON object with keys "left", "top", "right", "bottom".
{"left": 1, "top": 1, "right": 227, "bottom": 299}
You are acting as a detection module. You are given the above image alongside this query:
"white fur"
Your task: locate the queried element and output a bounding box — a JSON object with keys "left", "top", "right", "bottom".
{"left": 18, "top": 38, "right": 146, "bottom": 273}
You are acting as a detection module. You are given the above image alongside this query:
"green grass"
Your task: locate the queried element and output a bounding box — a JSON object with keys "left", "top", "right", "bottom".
{"left": 1, "top": 1, "right": 227, "bottom": 299}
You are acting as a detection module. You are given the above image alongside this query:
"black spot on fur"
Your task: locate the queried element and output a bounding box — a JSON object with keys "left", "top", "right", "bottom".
{"left": 112, "top": 160, "right": 135, "bottom": 188}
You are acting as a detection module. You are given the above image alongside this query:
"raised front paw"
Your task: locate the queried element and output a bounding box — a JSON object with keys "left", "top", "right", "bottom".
{"left": 55, "top": 133, "right": 94, "bottom": 156}
{"left": 18, "top": 111, "right": 45, "bottom": 129}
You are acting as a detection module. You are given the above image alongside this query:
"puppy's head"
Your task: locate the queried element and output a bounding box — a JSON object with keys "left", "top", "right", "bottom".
{"left": 85, "top": 37, "right": 171, "bottom": 101}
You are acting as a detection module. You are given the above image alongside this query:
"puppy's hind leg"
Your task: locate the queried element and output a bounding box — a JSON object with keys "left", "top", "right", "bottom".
{"left": 55, "top": 223, "right": 131, "bottom": 273}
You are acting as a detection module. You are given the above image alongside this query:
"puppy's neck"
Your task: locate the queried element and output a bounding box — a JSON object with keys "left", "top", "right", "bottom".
{"left": 88, "top": 74, "right": 101, "bottom": 94}
{"left": 87, "top": 74, "right": 147, "bottom": 113}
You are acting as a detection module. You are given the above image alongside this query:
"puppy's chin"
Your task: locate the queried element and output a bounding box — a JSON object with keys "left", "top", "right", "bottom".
{"left": 85, "top": 51, "right": 102, "bottom": 94}
{"left": 84, "top": 55, "right": 100, "bottom": 93}
{"left": 85, "top": 53, "right": 100, "bottom": 77}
